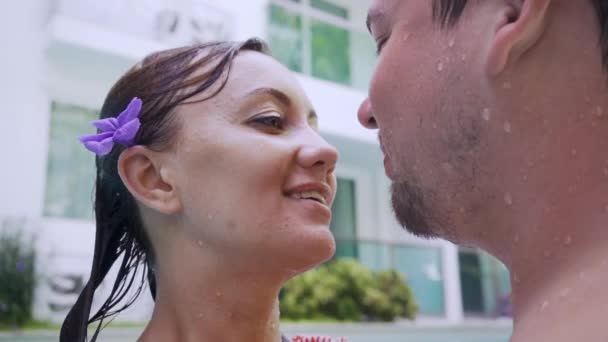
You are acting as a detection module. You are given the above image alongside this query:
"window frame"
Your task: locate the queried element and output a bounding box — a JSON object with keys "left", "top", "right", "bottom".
{"left": 267, "top": 0, "right": 368, "bottom": 79}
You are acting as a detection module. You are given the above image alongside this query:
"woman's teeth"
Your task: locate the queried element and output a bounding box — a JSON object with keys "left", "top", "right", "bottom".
{"left": 290, "top": 191, "right": 326, "bottom": 204}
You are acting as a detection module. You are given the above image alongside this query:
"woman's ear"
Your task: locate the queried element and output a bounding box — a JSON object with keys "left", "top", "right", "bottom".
{"left": 486, "top": 0, "right": 552, "bottom": 77}
{"left": 117, "top": 146, "right": 182, "bottom": 215}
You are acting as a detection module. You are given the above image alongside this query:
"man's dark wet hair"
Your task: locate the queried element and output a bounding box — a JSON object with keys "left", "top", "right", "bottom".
{"left": 433, "top": 0, "right": 608, "bottom": 69}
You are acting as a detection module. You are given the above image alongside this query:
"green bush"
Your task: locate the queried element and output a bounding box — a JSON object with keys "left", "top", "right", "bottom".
{"left": 0, "top": 219, "right": 37, "bottom": 328}
{"left": 280, "top": 259, "right": 418, "bottom": 322}
{"left": 364, "top": 270, "right": 418, "bottom": 321}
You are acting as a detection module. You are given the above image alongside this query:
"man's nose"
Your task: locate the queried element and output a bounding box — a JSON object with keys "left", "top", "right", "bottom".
{"left": 357, "top": 98, "right": 378, "bottom": 129}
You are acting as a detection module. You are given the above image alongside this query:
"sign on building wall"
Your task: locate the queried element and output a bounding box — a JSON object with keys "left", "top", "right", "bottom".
{"left": 56, "top": 0, "right": 233, "bottom": 46}
{"left": 1, "top": 218, "right": 154, "bottom": 323}
{"left": 38, "top": 252, "right": 154, "bottom": 323}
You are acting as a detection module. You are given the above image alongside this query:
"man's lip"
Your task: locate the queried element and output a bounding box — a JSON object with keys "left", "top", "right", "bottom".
{"left": 379, "top": 134, "right": 395, "bottom": 179}
{"left": 378, "top": 134, "right": 386, "bottom": 154}
{"left": 284, "top": 182, "right": 333, "bottom": 206}
{"left": 384, "top": 155, "right": 396, "bottom": 180}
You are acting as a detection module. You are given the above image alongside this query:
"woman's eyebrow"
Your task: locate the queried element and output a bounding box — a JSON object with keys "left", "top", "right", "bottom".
{"left": 245, "top": 87, "right": 292, "bottom": 108}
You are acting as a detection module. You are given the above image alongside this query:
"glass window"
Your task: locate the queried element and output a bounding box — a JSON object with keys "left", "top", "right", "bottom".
{"left": 268, "top": 4, "right": 304, "bottom": 73}
{"left": 44, "top": 103, "right": 98, "bottom": 220}
{"left": 310, "top": 0, "right": 348, "bottom": 19}
{"left": 459, "top": 249, "right": 512, "bottom": 317}
{"left": 459, "top": 251, "right": 484, "bottom": 314}
{"left": 392, "top": 245, "right": 445, "bottom": 316}
{"left": 267, "top": 1, "right": 376, "bottom": 90}
{"left": 357, "top": 241, "right": 387, "bottom": 272}
{"left": 330, "top": 178, "right": 358, "bottom": 258}
{"left": 310, "top": 19, "right": 351, "bottom": 85}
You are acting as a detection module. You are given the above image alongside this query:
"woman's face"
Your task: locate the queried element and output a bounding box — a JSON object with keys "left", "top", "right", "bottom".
{"left": 167, "top": 51, "right": 338, "bottom": 275}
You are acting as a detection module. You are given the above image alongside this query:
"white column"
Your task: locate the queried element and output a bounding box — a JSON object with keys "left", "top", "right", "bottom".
{"left": 442, "top": 241, "right": 464, "bottom": 324}
{"left": 0, "top": 0, "right": 52, "bottom": 219}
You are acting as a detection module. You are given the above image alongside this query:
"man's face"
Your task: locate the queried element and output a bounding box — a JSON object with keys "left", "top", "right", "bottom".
{"left": 359, "top": 0, "right": 505, "bottom": 241}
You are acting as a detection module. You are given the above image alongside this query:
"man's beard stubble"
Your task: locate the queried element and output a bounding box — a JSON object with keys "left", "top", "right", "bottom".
{"left": 391, "top": 179, "right": 443, "bottom": 239}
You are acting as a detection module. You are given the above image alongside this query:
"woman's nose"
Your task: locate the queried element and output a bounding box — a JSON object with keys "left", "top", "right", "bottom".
{"left": 297, "top": 135, "right": 339, "bottom": 176}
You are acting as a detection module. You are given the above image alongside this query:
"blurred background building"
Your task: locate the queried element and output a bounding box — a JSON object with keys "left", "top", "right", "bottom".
{"left": 0, "top": 0, "right": 511, "bottom": 328}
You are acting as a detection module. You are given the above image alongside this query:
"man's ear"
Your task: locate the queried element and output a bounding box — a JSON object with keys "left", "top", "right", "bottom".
{"left": 117, "top": 146, "right": 182, "bottom": 215}
{"left": 486, "top": 0, "right": 552, "bottom": 77}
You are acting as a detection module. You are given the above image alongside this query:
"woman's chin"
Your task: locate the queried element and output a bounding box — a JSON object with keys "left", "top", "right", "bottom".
{"left": 281, "top": 232, "right": 336, "bottom": 277}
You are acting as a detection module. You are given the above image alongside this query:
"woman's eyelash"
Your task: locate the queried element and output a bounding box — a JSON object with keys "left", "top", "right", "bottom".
{"left": 252, "top": 115, "right": 285, "bottom": 130}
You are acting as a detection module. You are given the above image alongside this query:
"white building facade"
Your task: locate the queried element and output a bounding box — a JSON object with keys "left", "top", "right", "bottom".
{"left": 0, "top": 0, "right": 510, "bottom": 325}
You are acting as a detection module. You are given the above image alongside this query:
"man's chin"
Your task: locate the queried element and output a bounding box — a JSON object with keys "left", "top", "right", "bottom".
{"left": 391, "top": 181, "right": 441, "bottom": 239}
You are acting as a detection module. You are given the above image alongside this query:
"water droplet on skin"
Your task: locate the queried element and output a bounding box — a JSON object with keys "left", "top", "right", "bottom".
{"left": 559, "top": 288, "right": 571, "bottom": 298}
{"left": 571, "top": 149, "right": 578, "bottom": 157}
{"left": 504, "top": 122, "right": 512, "bottom": 133}
{"left": 603, "top": 168, "right": 608, "bottom": 177}
{"left": 539, "top": 300, "right": 549, "bottom": 312}
{"left": 513, "top": 274, "right": 520, "bottom": 283}
{"left": 596, "top": 106, "right": 604, "bottom": 117}
{"left": 522, "top": 174, "right": 528, "bottom": 182}
{"left": 482, "top": 108, "right": 491, "bottom": 121}
{"left": 513, "top": 234, "right": 520, "bottom": 243}
{"left": 442, "top": 162, "right": 454, "bottom": 173}
{"left": 503, "top": 81, "right": 512, "bottom": 89}
{"left": 271, "top": 323, "right": 276, "bottom": 329}
{"left": 198, "top": 313, "right": 203, "bottom": 318}
{"left": 402, "top": 33, "right": 410, "bottom": 42}
{"left": 504, "top": 193, "right": 513, "bottom": 206}
{"left": 448, "top": 38, "right": 455, "bottom": 47}
{"left": 461, "top": 54, "right": 467, "bottom": 61}
{"left": 197, "top": 240, "right": 203, "bottom": 247}
{"left": 459, "top": 207, "right": 466, "bottom": 213}
{"left": 527, "top": 161, "right": 535, "bottom": 168}
{"left": 563, "top": 235, "right": 572, "bottom": 245}
{"left": 216, "top": 291, "right": 222, "bottom": 297}
{"left": 437, "top": 61, "right": 444, "bottom": 71}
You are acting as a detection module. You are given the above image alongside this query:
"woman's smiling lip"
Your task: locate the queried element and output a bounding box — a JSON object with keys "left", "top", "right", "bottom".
{"left": 284, "top": 182, "right": 333, "bottom": 206}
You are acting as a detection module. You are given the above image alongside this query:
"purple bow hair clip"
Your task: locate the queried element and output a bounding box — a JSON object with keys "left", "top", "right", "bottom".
{"left": 79, "top": 97, "right": 143, "bottom": 156}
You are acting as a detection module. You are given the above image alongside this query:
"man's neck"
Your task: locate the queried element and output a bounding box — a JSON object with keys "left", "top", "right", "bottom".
{"left": 507, "top": 189, "right": 608, "bottom": 342}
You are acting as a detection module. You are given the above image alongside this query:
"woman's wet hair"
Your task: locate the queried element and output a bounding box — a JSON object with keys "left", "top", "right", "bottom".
{"left": 60, "top": 38, "right": 269, "bottom": 342}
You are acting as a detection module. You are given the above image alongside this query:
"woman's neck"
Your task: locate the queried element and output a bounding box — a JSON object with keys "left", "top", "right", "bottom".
{"left": 138, "top": 246, "right": 284, "bottom": 342}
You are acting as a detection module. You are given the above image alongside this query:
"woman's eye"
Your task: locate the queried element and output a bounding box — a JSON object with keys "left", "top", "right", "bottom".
{"left": 252, "top": 115, "right": 285, "bottom": 130}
